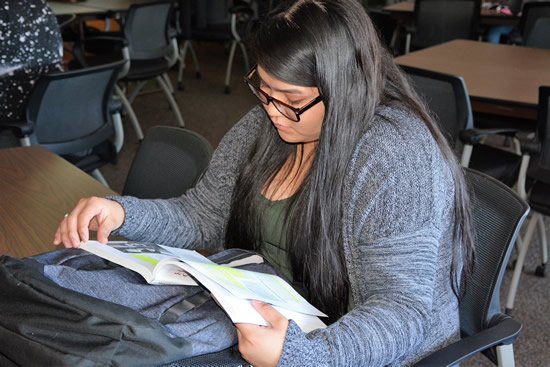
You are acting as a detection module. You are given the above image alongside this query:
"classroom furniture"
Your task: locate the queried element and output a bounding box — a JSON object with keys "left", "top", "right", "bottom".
{"left": 402, "top": 65, "right": 523, "bottom": 187}
{"left": 414, "top": 168, "right": 528, "bottom": 367}
{"left": 123, "top": 126, "right": 213, "bottom": 199}
{"left": 120, "top": 1, "right": 185, "bottom": 128}
{"left": 0, "top": 146, "right": 118, "bottom": 258}
{"left": 505, "top": 86, "right": 550, "bottom": 314}
{"left": 383, "top": 0, "right": 520, "bottom": 26}
{"left": 72, "top": 36, "right": 145, "bottom": 141}
{"left": 176, "top": 0, "right": 254, "bottom": 94}
{"left": 2, "top": 60, "right": 126, "bottom": 187}
{"left": 395, "top": 40, "right": 550, "bottom": 122}
{"left": 403, "top": 0, "right": 481, "bottom": 54}
{"left": 513, "top": 1, "right": 550, "bottom": 49}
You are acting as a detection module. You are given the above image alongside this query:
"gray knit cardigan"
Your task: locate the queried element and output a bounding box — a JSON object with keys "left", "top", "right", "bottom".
{"left": 110, "top": 105, "right": 460, "bottom": 366}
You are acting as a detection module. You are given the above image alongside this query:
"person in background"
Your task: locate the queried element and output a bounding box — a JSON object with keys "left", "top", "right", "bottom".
{"left": 55, "top": 0, "right": 475, "bottom": 365}
{"left": 0, "top": 0, "right": 63, "bottom": 146}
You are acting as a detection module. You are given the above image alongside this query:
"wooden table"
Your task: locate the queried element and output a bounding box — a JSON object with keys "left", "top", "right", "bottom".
{"left": 395, "top": 39, "right": 550, "bottom": 120}
{"left": 0, "top": 146, "right": 118, "bottom": 258}
{"left": 383, "top": 0, "right": 520, "bottom": 26}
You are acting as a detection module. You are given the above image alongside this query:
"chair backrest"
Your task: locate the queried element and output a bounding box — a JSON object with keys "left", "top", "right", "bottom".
{"left": 460, "top": 168, "right": 528, "bottom": 341}
{"left": 195, "top": 0, "right": 233, "bottom": 28}
{"left": 123, "top": 126, "right": 214, "bottom": 199}
{"left": 519, "top": 1, "right": 550, "bottom": 48}
{"left": 124, "top": 1, "right": 174, "bottom": 60}
{"left": 536, "top": 86, "right": 550, "bottom": 170}
{"left": 401, "top": 65, "right": 473, "bottom": 151}
{"left": 412, "top": 0, "right": 481, "bottom": 50}
{"left": 25, "top": 60, "right": 125, "bottom": 155}
{"left": 525, "top": 17, "right": 550, "bottom": 48}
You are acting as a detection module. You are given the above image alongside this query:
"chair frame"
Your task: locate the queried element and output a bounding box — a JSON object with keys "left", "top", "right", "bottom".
{"left": 505, "top": 86, "right": 550, "bottom": 313}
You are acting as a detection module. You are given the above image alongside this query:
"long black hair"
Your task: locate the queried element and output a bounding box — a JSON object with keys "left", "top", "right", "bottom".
{"left": 225, "top": 0, "right": 474, "bottom": 322}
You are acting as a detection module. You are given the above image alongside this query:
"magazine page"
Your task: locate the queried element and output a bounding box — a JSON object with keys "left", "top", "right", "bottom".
{"left": 161, "top": 245, "right": 325, "bottom": 317}
{"left": 168, "top": 259, "right": 326, "bottom": 332}
{"left": 79, "top": 241, "right": 197, "bottom": 286}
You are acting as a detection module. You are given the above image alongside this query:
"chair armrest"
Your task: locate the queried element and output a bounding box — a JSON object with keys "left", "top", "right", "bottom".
{"left": 459, "top": 128, "right": 520, "bottom": 145}
{"left": 0, "top": 121, "right": 34, "bottom": 137}
{"left": 413, "top": 316, "right": 522, "bottom": 367}
{"left": 517, "top": 133, "right": 541, "bottom": 155}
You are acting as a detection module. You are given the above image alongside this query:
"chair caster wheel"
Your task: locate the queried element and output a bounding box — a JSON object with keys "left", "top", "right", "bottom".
{"left": 178, "top": 82, "right": 184, "bottom": 91}
{"left": 224, "top": 86, "right": 231, "bottom": 94}
{"left": 535, "top": 264, "right": 547, "bottom": 277}
{"left": 196, "top": 72, "right": 201, "bottom": 79}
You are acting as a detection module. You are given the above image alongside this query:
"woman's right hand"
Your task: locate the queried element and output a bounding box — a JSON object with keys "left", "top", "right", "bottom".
{"left": 53, "top": 197, "right": 125, "bottom": 248}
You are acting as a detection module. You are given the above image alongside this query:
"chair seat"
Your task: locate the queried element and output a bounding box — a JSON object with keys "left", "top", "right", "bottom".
{"left": 468, "top": 144, "right": 522, "bottom": 187}
{"left": 62, "top": 141, "right": 117, "bottom": 173}
{"left": 125, "top": 58, "right": 170, "bottom": 81}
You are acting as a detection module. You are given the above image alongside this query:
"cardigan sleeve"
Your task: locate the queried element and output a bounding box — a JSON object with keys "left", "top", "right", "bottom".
{"left": 108, "top": 106, "right": 265, "bottom": 252}
{"left": 277, "top": 108, "right": 458, "bottom": 367}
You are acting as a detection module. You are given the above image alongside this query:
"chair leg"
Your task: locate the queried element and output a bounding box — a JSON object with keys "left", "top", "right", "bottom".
{"left": 111, "top": 112, "right": 124, "bottom": 153}
{"left": 405, "top": 33, "right": 411, "bottom": 54}
{"left": 91, "top": 169, "right": 110, "bottom": 187}
{"left": 535, "top": 215, "right": 548, "bottom": 277}
{"left": 128, "top": 80, "right": 148, "bottom": 105}
{"left": 505, "top": 212, "right": 540, "bottom": 313}
{"left": 238, "top": 41, "right": 249, "bottom": 72}
{"left": 177, "top": 40, "right": 201, "bottom": 90}
{"left": 224, "top": 40, "right": 238, "bottom": 94}
{"left": 156, "top": 75, "right": 185, "bottom": 127}
{"left": 114, "top": 85, "right": 144, "bottom": 141}
{"left": 19, "top": 137, "right": 31, "bottom": 146}
{"left": 163, "top": 73, "right": 175, "bottom": 95}
{"left": 496, "top": 344, "right": 516, "bottom": 367}
{"left": 460, "top": 144, "right": 473, "bottom": 167}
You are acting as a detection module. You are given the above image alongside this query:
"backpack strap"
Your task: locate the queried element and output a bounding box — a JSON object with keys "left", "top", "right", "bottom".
{"left": 159, "top": 290, "right": 211, "bottom": 324}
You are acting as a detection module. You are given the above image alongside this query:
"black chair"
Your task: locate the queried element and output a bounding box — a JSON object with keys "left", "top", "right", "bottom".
{"left": 505, "top": 86, "right": 550, "bottom": 313}
{"left": 405, "top": 0, "right": 481, "bottom": 54}
{"left": 123, "top": 126, "right": 213, "bottom": 199}
{"left": 72, "top": 35, "right": 145, "bottom": 142}
{"left": 414, "top": 168, "right": 529, "bottom": 366}
{"left": 515, "top": 1, "right": 550, "bottom": 49}
{"left": 176, "top": 0, "right": 254, "bottom": 93}
{"left": 1, "top": 60, "right": 125, "bottom": 187}
{"left": 402, "top": 65, "right": 524, "bottom": 187}
{"left": 121, "top": 0, "right": 185, "bottom": 128}
{"left": 367, "top": 8, "right": 398, "bottom": 53}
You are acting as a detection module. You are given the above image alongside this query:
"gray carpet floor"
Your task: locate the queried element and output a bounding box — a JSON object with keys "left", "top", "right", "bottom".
{"left": 6, "top": 40, "right": 548, "bottom": 365}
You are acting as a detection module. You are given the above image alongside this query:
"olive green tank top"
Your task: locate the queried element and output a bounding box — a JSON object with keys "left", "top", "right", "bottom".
{"left": 258, "top": 195, "right": 294, "bottom": 281}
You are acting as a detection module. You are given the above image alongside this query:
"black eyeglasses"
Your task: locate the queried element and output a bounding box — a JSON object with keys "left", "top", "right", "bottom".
{"left": 243, "top": 65, "right": 323, "bottom": 122}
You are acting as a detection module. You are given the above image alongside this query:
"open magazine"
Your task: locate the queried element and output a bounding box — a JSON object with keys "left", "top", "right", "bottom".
{"left": 79, "top": 241, "right": 327, "bottom": 332}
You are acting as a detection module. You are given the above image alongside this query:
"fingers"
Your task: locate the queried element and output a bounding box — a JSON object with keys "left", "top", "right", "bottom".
{"left": 236, "top": 301, "right": 288, "bottom": 367}
{"left": 251, "top": 300, "right": 288, "bottom": 329}
{"left": 53, "top": 197, "right": 125, "bottom": 248}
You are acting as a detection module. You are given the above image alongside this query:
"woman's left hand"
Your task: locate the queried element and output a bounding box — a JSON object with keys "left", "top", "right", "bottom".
{"left": 236, "top": 300, "right": 289, "bottom": 367}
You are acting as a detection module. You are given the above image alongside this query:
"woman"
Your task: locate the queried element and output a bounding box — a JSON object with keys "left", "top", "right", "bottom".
{"left": 54, "top": 0, "right": 474, "bottom": 365}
